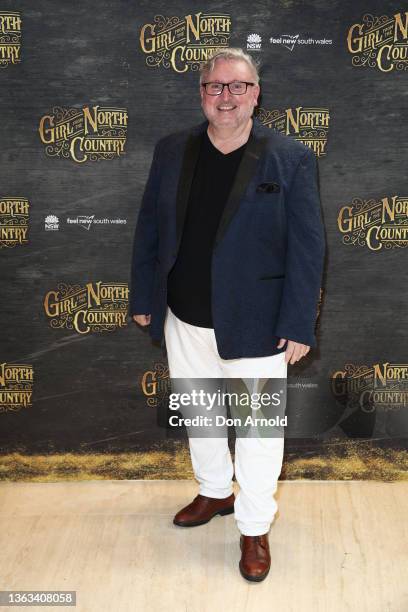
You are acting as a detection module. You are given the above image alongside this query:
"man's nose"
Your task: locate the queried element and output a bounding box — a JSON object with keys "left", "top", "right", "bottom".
{"left": 220, "top": 85, "right": 232, "bottom": 100}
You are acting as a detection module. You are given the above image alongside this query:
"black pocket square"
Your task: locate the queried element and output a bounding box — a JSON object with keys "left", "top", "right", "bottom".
{"left": 256, "top": 182, "right": 280, "bottom": 193}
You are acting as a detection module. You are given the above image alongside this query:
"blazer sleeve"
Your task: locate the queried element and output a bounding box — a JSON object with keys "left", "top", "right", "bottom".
{"left": 274, "top": 148, "right": 325, "bottom": 347}
{"left": 128, "top": 140, "right": 162, "bottom": 317}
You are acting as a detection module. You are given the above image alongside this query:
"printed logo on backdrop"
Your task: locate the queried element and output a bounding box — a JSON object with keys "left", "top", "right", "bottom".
{"left": 0, "top": 197, "right": 29, "bottom": 248}
{"left": 332, "top": 362, "right": 408, "bottom": 414}
{"left": 38, "top": 105, "right": 128, "bottom": 163}
{"left": 141, "top": 363, "right": 170, "bottom": 407}
{"left": 140, "top": 12, "right": 231, "bottom": 73}
{"left": 43, "top": 282, "right": 129, "bottom": 334}
{"left": 66, "top": 215, "right": 127, "bottom": 230}
{"left": 0, "top": 362, "right": 33, "bottom": 413}
{"left": 256, "top": 107, "right": 330, "bottom": 157}
{"left": 45, "top": 214, "right": 59, "bottom": 231}
{"left": 246, "top": 33, "right": 262, "bottom": 51}
{"left": 269, "top": 33, "right": 332, "bottom": 51}
{"left": 347, "top": 11, "right": 408, "bottom": 73}
{"left": 337, "top": 195, "right": 408, "bottom": 251}
{"left": 0, "top": 11, "right": 21, "bottom": 67}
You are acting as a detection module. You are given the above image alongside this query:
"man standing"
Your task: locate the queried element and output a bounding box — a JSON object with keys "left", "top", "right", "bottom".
{"left": 129, "top": 48, "right": 325, "bottom": 582}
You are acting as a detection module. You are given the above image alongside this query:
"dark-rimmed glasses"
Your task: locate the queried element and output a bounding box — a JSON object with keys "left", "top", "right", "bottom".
{"left": 201, "top": 81, "right": 255, "bottom": 95}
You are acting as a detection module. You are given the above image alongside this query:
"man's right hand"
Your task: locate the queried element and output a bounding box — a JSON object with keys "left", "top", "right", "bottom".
{"left": 132, "top": 314, "right": 151, "bottom": 326}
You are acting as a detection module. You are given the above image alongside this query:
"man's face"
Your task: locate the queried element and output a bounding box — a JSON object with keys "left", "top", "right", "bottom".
{"left": 200, "top": 58, "right": 260, "bottom": 130}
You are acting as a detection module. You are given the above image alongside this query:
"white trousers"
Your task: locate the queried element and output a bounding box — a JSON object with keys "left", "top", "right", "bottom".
{"left": 164, "top": 306, "right": 288, "bottom": 536}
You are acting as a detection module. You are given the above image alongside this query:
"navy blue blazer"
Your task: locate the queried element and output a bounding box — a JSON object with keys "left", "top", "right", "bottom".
{"left": 128, "top": 117, "right": 325, "bottom": 359}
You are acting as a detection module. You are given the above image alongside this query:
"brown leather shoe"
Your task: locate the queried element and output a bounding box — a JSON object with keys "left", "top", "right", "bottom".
{"left": 173, "top": 493, "right": 235, "bottom": 527}
{"left": 239, "top": 534, "right": 271, "bottom": 582}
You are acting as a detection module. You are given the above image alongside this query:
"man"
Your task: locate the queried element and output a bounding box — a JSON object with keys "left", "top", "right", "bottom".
{"left": 129, "top": 48, "right": 325, "bottom": 582}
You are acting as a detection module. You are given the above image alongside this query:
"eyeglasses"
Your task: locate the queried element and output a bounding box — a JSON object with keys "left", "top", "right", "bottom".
{"left": 201, "top": 81, "right": 255, "bottom": 95}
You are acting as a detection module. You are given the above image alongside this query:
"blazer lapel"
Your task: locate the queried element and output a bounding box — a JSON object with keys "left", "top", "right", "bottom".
{"left": 214, "top": 128, "right": 269, "bottom": 247}
{"left": 174, "top": 119, "right": 269, "bottom": 251}
{"left": 175, "top": 123, "right": 206, "bottom": 250}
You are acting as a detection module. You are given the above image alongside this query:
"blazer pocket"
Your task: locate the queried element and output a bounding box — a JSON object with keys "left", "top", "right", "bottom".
{"left": 256, "top": 182, "right": 281, "bottom": 194}
{"left": 259, "top": 274, "right": 285, "bottom": 280}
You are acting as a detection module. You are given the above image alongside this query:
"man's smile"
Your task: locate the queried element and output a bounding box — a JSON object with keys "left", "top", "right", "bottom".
{"left": 216, "top": 104, "right": 237, "bottom": 112}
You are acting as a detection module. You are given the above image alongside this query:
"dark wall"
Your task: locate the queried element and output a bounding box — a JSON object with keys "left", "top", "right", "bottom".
{"left": 1, "top": 1, "right": 407, "bottom": 462}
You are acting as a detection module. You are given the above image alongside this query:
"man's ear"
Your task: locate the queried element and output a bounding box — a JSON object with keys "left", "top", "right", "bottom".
{"left": 253, "top": 86, "right": 260, "bottom": 106}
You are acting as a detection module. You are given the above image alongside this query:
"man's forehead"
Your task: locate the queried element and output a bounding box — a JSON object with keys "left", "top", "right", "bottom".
{"left": 205, "top": 58, "right": 254, "bottom": 79}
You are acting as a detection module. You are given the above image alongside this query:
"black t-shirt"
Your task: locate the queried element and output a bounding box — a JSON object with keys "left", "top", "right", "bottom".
{"left": 167, "top": 130, "right": 247, "bottom": 327}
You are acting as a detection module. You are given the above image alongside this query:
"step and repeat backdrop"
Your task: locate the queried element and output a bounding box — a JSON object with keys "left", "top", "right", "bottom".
{"left": 1, "top": 1, "right": 407, "bottom": 480}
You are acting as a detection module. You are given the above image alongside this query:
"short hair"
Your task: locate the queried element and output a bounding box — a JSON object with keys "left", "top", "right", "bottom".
{"left": 199, "top": 48, "right": 260, "bottom": 85}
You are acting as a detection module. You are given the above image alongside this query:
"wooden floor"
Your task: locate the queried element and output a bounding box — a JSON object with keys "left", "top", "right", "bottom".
{"left": 0, "top": 480, "right": 406, "bottom": 612}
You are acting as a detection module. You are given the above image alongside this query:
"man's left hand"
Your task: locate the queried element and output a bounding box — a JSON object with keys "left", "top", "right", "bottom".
{"left": 277, "top": 338, "right": 310, "bottom": 365}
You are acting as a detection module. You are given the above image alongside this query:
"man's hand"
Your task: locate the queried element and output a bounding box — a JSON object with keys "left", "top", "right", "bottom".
{"left": 133, "top": 314, "right": 151, "bottom": 326}
{"left": 277, "top": 338, "right": 310, "bottom": 365}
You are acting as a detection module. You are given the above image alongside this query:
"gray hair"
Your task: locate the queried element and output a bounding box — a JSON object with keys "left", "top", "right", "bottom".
{"left": 199, "top": 48, "right": 260, "bottom": 85}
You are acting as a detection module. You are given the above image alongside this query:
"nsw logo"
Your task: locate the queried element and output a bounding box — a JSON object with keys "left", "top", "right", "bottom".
{"left": 247, "top": 33, "right": 262, "bottom": 51}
